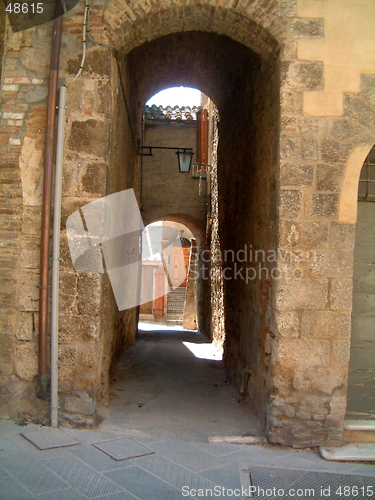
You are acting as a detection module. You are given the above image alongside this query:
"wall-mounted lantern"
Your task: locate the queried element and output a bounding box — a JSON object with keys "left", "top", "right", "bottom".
{"left": 139, "top": 146, "right": 194, "bottom": 173}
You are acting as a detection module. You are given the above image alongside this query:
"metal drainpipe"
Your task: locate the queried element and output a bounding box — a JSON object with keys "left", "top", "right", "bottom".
{"left": 36, "top": 1, "right": 64, "bottom": 398}
{"left": 50, "top": 85, "right": 66, "bottom": 426}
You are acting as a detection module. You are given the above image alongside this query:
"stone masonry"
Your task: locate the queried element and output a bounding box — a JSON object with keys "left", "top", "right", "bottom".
{"left": 0, "top": 0, "right": 374, "bottom": 447}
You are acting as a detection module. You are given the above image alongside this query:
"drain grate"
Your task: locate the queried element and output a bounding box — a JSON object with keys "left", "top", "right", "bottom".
{"left": 93, "top": 437, "right": 155, "bottom": 461}
{"left": 21, "top": 429, "right": 80, "bottom": 450}
{"left": 248, "top": 466, "right": 374, "bottom": 500}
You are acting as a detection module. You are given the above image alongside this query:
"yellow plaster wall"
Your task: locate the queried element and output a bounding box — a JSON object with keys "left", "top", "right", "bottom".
{"left": 297, "top": 0, "right": 375, "bottom": 117}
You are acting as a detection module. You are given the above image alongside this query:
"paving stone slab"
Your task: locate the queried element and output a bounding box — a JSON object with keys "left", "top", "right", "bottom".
{"left": 129, "top": 453, "right": 216, "bottom": 490}
{"left": 199, "top": 463, "right": 242, "bottom": 490}
{"left": 21, "top": 429, "right": 81, "bottom": 450}
{"left": 0, "top": 452, "right": 70, "bottom": 494}
{"left": 0, "top": 476, "right": 38, "bottom": 499}
{"left": 68, "top": 444, "right": 135, "bottom": 472}
{"left": 148, "top": 440, "right": 226, "bottom": 472}
{"left": 0, "top": 434, "right": 24, "bottom": 453}
{"left": 37, "top": 488, "right": 89, "bottom": 500}
{"left": 41, "top": 456, "right": 124, "bottom": 498}
{"left": 320, "top": 443, "right": 375, "bottom": 462}
{"left": 94, "top": 491, "right": 139, "bottom": 500}
{"left": 93, "top": 438, "right": 155, "bottom": 461}
{"left": 191, "top": 441, "right": 244, "bottom": 457}
{"left": 9, "top": 433, "right": 73, "bottom": 458}
{"left": 105, "top": 465, "right": 182, "bottom": 500}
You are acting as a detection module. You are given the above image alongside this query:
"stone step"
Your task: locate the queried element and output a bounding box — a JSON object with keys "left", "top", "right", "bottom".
{"left": 320, "top": 443, "right": 375, "bottom": 462}
{"left": 343, "top": 420, "right": 375, "bottom": 443}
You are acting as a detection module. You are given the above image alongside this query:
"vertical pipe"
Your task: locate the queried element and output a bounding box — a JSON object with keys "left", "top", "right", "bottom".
{"left": 50, "top": 85, "right": 66, "bottom": 427}
{"left": 36, "top": 1, "right": 63, "bottom": 398}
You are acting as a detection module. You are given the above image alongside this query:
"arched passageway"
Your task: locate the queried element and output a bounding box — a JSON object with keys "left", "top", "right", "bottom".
{"left": 102, "top": 28, "right": 279, "bottom": 431}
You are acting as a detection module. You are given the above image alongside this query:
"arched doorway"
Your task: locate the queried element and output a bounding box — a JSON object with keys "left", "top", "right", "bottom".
{"left": 347, "top": 145, "right": 375, "bottom": 420}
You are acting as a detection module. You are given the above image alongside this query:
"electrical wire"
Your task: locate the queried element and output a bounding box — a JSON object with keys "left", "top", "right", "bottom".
{"left": 66, "top": 0, "right": 89, "bottom": 86}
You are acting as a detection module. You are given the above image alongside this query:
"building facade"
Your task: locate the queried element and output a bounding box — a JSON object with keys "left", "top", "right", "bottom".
{"left": 0, "top": 0, "right": 374, "bottom": 446}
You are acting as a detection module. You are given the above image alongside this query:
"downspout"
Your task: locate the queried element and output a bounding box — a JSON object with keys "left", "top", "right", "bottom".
{"left": 36, "top": 0, "right": 64, "bottom": 398}
{"left": 50, "top": 0, "right": 89, "bottom": 425}
{"left": 50, "top": 85, "right": 66, "bottom": 426}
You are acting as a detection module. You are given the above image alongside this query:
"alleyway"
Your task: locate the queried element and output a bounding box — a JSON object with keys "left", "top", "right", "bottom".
{"left": 96, "top": 324, "right": 262, "bottom": 442}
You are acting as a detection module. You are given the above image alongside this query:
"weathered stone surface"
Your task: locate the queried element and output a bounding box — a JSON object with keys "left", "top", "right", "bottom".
{"left": 331, "top": 340, "right": 351, "bottom": 367}
{"left": 280, "top": 163, "right": 314, "bottom": 187}
{"left": 14, "top": 342, "right": 38, "bottom": 381}
{"left": 316, "top": 165, "right": 343, "bottom": 192}
{"left": 310, "top": 193, "right": 338, "bottom": 218}
{"left": 331, "top": 223, "right": 355, "bottom": 249}
{"left": 18, "top": 270, "right": 39, "bottom": 311}
{"left": 279, "top": 220, "right": 329, "bottom": 248}
{"left": 59, "top": 313, "right": 100, "bottom": 343}
{"left": 16, "top": 312, "right": 34, "bottom": 341}
{"left": 279, "top": 189, "right": 303, "bottom": 218}
{"left": 276, "top": 311, "right": 299, "bottom": 338}
{"left": 77, "top": 274, "right": 103, "bottom": 316}
{"left": 64, "top": 390, "right": 95, "bottom": 415}
{"left": 276, "top": 278, "right": 328, "bottom": 310}
{"left": 301, "top": 310, "right": 351, "bottom": 339}
{"left": 290, "top": 19, "right": 324, "bottom": 38}
{"left": 293, "top": 366, "right": 344, "bottom": 396}
{"left": 330, "top": 278, "right": 353, "bottom": 310}
{"left": 274, "top": 339, "right": 330, "bottom": 368}
{"left": 307, "top": 250, "right": 353, "bottom": 278}
{"left": 280, "top": 135, "right": 302, "bottom": 160}
{"left": 281, "top": 61, "right": 323, "bottom": 91}
{"left": 302, "top": 137, "right": 318, "bottom": 160}
{"left": 68, "top": 120, "right": 108, "bottom": 158}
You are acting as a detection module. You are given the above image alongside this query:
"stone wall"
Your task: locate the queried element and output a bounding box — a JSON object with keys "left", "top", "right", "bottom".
{"left": 1, "top": 0, "right": 375, "bottom": 445}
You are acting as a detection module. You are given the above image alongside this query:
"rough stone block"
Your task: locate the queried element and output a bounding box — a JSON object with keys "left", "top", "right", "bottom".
{"left": 291, "top": 19, "right": 324, "bottom": 38}
{"left": 59, "top": 313, "right": 100, "bottom": 343}
{"left": 275, "top": 311, "right": 299, "bottom": 338}
{"left": 279, "top": 220, "right": 329, "bottom": 247}
{"left": 19, "top": 234, "right": 40, "bottom": 268}
{"left": 280, "top": 163, "right": 314, "bottom": 187}
{"left": 302, "top": 137, "right": 318, "bottom": 160}
{"left": 321, "top": 138, "right": 349, "bottom": 163}
{"left": 281, "top": 61, "right": 324, "bottom": 91}
{"left": 331, "top": 340, "right": 350, "bottom": 367}
{"left": 21, "top": 206, "right": 42, "bottom": 234}
{"left": 77, "top": 274, "right": 103, "bottom": 316}
{"left": 16, "top": 312, "right": 34, "bottom": 340}
{"left": 279, "top": 189, "right": 303, "bottom": 218}
{"left": 281, "top": 0, "right": 297, "bottom": 17}
{"left": 18, "top": 270, "right": 39, "bottom": 311}
{"left": 310, "top": 193, "right": 338, "bottom": 218}
{"left": 280, "top": 135, "right": 302, "bottom": 160}
{"left": 68, "top": 119, "right": 108, "bottom": 158}
{"left": 64, "top": 390, "right": 95, "bottom": 415}
{"left": 280, "top": 89, "right": 303, "bottom": 114}
{"left": 316, "top": 165, "right": 343, "bottom": 192}
{"left": 294, "top": 366, "right": 346, "bottom": 395}
{"left": 301, "top": 310, "right": 351, "bottom": 339}
{"left": 14, "top": 342, "right": 38, "bottom": 381}
{"left": 274, "top": 339, "right": 330, "bottom": 368}
{"left": 276, "top": 278, "right": 328, "bottom": 310}
{"left": 331, "top": 223, "right": 355, "bottom": 249}
{"left": 58, "top": 346, "right": 77, "bottom": 366}
{"left": 58, "top": 365, "right": 74, "bottom": 393}
{"left": 307, "top": 250, "right": 353, "bottom": 277}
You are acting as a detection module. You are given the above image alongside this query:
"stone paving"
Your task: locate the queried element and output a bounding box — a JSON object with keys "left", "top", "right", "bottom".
{"left": 0, "top": 419, "right": 374, "bottom": 499}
